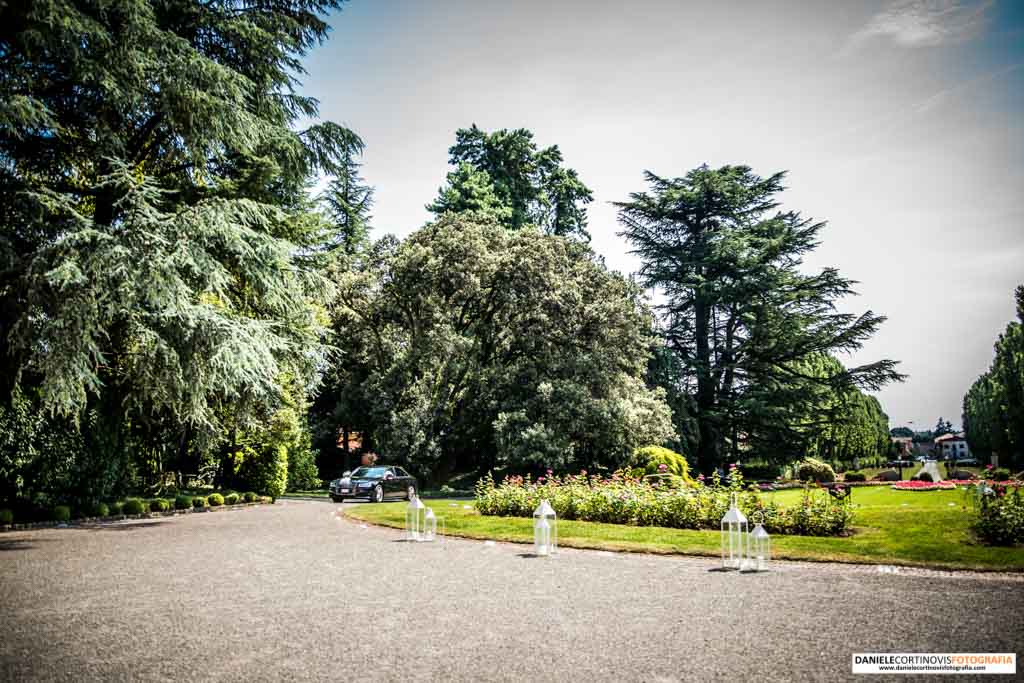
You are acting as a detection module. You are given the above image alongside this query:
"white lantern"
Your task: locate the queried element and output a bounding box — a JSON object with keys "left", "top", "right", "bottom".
{"left": 746, "top": 512, "right": 770, "bottom": 572}
{"left": 720, "top": 492, "right": 748, "bottom": 570}
{"left": 406, "top": 495, "right": 427, "bottom": 541}
{"left": 533, "top": 499, "right": 557, "bottom": 556}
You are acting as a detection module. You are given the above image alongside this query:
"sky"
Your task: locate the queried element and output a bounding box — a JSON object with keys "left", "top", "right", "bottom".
{"left": 302, "top": 0, "right": 1024, "bottom": 432}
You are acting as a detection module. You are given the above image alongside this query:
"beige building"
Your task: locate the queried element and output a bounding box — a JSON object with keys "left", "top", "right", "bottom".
{"left": 934, "top": 433, "right": 971, "bottom": 460}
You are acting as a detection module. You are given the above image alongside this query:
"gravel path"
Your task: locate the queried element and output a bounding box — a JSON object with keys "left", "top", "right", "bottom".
{"left": 1, "top": 500, "right": 1021, "bottom": 682}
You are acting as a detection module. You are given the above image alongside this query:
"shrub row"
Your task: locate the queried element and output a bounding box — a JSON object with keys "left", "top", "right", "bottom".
{"left": 0, "top": 491, "right": 264, "bottom": 526}
{"left": 474, "top": 471, "right": 853, "bottom": 537}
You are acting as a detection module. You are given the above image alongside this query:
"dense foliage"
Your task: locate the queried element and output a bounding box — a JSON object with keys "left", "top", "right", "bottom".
{"left": 325, "top": 216, "right": 674, "bottom": 483}
{"left": 617, "top": 165, "right": 902, "bottom": 474}
{"left": 795, "top": 458, "right": 836, "bottom": 483}
{"left": 972, "top": 484, "right": 1024, "bottom": 545}
{"left": 475, "top": 470, "right": 853, "bottom": 536}
{"left": 0, "top": 0, "right": 360, "bottom": 504}
{"left": 963, "top": 286, "right": 1024, "bottom": 469}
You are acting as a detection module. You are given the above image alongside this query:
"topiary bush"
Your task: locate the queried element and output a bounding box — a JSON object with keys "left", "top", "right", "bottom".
{"left": 149, "top": 499, "right": 169, "bottom": 512}
{"left": 950, "top": 470, "right": 977, "bottom": 480}
{"left": 174, "top": 495, "right": 192, "bottom": 510}
{"left": 224, "top": 493, "right": 239, "bottom": 505}
{"left": 234, "top": 444, "right": 288, "bottom": 498}
{"left": 991, "top": 468, "right": 1012, "bottom": 481}
{"left": 192, "top": 495, "right": 207, "bottom": 509}
{"left": 0, "top": 508, "right": 14, "bottom": 524}
{"left": 917, "top": 471, "right": 934, "bottom": 483}
{"left": 122, "top": 499, "right": 145, "bottom": 515}
{"left": 739, "top": 463, "right": 782, "bottom": 481}
{"left": 631, "top": 445, "right": 693, "bottom": 483}
{"left": 52, "top": 505, "right": 71, "bottom": 522}
{"left": 88, "top": 501, "right": 109, "bottom": 517}
{"left": 109, "top": 501, "right": 124, "bottom": 515}
{"left": 207, "top": 493, "right": 224, "bottom": 507}
{"left": 796, "top": 458, "right": 836, "bottom": 483}
{"left": 243, "top": 492, "right": 257, "bottom": 503}
{"left": 874, "top": 469, "right": 900, "bottom": 482}
{"left": 843, "top": 470, "right": 866, "bottom": 482}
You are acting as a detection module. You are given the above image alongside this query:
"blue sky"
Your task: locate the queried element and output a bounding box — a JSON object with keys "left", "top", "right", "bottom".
{"left": 302, "top": 0, "right": 1024, "bottom": 433}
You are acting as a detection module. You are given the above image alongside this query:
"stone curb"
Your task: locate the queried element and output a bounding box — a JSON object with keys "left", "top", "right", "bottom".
{"left": 0, "top": 500, "right": 272, "bottom": 533}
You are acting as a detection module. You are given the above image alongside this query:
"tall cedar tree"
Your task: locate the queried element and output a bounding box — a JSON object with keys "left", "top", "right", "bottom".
{"left": 963, "top": 285, "right": 1024, "bottom": 467}
{"left": 431, "top": 125, "right": 593, "bottom": 240}
{"left": 617, "top": 165, "right": 903, "bottom": 473}
{"left": 0, "top": 0, "right": 352, "bottom": 494}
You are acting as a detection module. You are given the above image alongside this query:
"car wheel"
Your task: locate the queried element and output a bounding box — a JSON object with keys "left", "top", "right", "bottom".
{"left": 372, "top": 485, "right": 383, "bottom": 503}
{"left": 406, "top": 485, "right": 416, "bottom": 500}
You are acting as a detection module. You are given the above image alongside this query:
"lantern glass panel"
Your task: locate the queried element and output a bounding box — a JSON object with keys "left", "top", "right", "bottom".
{"left": 720, "top": 493, "right": 748, "bottom": 570}
{"left": 750, "top": 523, "right": 770, "bottom": 571}
{"left": 406, "top": 495, "right": 426, "bottom": 541}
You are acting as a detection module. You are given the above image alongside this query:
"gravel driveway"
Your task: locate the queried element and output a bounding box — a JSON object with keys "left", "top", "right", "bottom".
{"left": 1, "top": 499, "right": 1021, "bottom": 681}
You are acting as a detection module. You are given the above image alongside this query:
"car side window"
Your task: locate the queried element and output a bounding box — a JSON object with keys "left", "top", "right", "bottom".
{"left": 395, "top": 467, "right": 408, "bottom": 477}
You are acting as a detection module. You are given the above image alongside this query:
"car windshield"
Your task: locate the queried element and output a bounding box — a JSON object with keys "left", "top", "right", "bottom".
{"left": 350, "top": 467, "right": 388, "bottom": 478}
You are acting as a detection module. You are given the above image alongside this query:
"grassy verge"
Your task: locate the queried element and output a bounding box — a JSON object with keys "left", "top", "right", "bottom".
{"left": 343, "top": 487, "right": 1024, "bottom": 572}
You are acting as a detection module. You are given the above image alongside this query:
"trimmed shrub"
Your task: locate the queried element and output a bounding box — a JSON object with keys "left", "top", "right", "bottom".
{"left": 796, "top": 458, "right": 836, "bottom": 483}
{"left": 122, "top": 499, "right": 145, "bottom": 515}
{"left": 874, "top": 469, "right": 900, "bottom": 482}
{"left": 235, "top": 444, "right": 288, "bottom": 499}
{"left": 88, "top": 501, "right": 109, "bottom": 517}
{"left": 287, "top": 447, "right": 321, "bottom": 492}
{"left": 917, "top": 471, "right": 934, "bottom": 483}
{"left": 207, "top": 493, "right": 224, "bottom": 507}
{"left": 224, "top": 493, "right": 239, "bottom": 505}
{"left": 243, "top": 492, "right": 257, "bottom": 503}
{"left": 52, "top": 505, "right": 71, "bottom": 522}
{"left": 149, "top": 499, "right": 169, "bottom": 512}
{"left": 631, "top": 446, "right": 693, "bottom": 482}
{"left": 991, "top": 468, "right": 1012, "bottom": 482}
{"left": 109, "top": 501, "right": 124, "bottom": 515}
{"left": 192, "top": 495, "right": 207, "bottom": 509}
{"left": 740, "top": 463, "right": 782, "bottom": 481}
{"left": 0, "top": 508, "right": 14, "bottom": 524}
{"left": 843, "top": 471, "right": 866, "bottom": 482}
{"left": 950, "top": 470, "right": 977, "bottom": 480}
{"left": 174, "top": 495, "right": 192, "bottom": 510}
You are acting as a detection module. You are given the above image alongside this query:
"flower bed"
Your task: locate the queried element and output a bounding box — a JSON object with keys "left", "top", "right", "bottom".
{"left": 475, "top": 470, "right": 853, "bottom": 537}
{"left": 891, "top": 480, "right": 958, "bottom": 491}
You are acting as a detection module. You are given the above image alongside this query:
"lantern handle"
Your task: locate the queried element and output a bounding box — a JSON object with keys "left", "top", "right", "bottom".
{"left": 751, "top": 510, "right": 765, "bottom": 525}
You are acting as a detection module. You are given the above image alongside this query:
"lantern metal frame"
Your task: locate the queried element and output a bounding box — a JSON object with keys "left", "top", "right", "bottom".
{"left": 744, "top": 511, "right": 771, "bottom": 572}
{"left": 720, "top": 492, "right": 748, "bottom": 570}
{"left": 533, "top": 499, "right": 558, "bottom": 556}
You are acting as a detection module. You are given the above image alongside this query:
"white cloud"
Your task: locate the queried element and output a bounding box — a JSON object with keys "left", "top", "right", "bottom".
{"left": 846, "top": 0, "right": 992, "bottom": 52}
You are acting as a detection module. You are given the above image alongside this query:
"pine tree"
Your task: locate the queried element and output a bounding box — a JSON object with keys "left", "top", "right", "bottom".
{"left": 617, "top": 165, "right": 903, "bottom": 473}
{"left": 321, "top": 132, "right": 374, "bottom": 255}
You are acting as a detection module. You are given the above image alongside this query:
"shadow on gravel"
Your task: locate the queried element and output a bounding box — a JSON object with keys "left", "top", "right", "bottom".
{"left": 516, "top": 553, "right": 544, "bottom": 559}
{"left": 0, "top": 539, "right": 42, "bottom": 552}
{"left": 71, "top": 520, "right": 170, "bottom": 532}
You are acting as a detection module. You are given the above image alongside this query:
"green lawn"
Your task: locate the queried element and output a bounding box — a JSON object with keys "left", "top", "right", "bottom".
{"left": 343, "top": 486, "right": 1024, "bottom": 571}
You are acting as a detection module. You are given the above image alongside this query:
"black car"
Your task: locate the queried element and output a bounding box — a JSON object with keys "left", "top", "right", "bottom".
{"left": 329, "top": 466, "right": 417, "bottom": 503}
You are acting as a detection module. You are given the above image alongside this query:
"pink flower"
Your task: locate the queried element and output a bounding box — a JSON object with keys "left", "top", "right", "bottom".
{"left": 658, "top": 464, "right": 668, "bottom": 472}
{"left": 729, "top": 463, "right": 737, "bottom": 470}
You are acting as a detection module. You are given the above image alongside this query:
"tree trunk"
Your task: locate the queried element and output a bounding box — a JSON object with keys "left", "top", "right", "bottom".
{"left": 694, "top": 296, "right": 719, "bottom": 475}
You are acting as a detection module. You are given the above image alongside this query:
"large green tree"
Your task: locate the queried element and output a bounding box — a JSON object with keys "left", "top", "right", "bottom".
{"left": 963, "top": 285, "right": 1024, "bottom": 467}
{"left": 617, "top": 165, "right": 902, "bottom": 473}
{"left": 429, "top": 125, "right": 593, "bottom": 240}
{"left": 0, "top": 0, "right": 350, "bottom": 500}
{"left": 328, "top": 216, "right": 674, "bottom": 483}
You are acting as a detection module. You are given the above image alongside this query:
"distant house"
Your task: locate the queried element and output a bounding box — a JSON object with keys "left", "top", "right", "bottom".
{"left": 891, "top": 436, "right": 913, "bottom": 456}
{"left": 934, "top": 433, "right": 970, "bottom": 460}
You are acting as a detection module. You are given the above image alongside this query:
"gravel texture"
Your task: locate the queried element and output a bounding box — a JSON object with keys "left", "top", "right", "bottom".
{"left": 1, "top": 499, "right": 1021, "bottom": 682}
